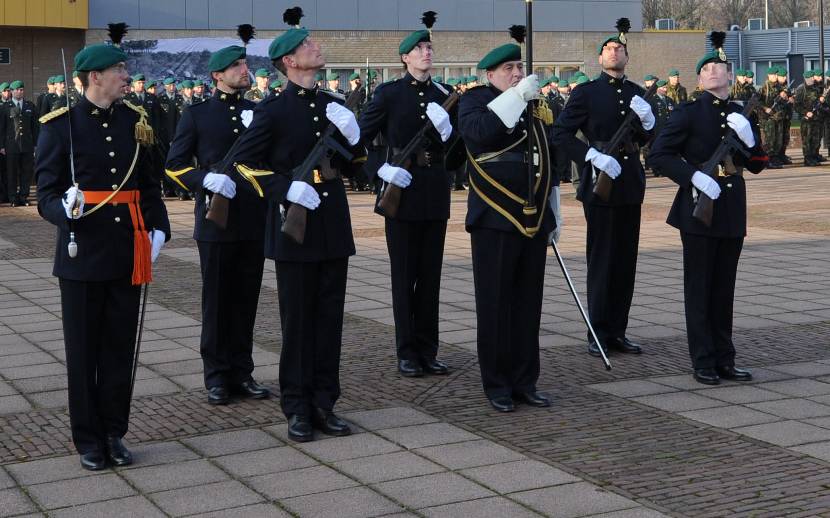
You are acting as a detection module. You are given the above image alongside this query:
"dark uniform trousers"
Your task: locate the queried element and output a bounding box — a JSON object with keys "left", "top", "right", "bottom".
{"left": 197, "top": 240, "right": 264, "bottom": 388}
{"left": 385, "top": 218, "right": 446, "bottom": 362}
{"left": 583, "top": 203, "right": 641, "bottom": 342}
{"left": 680, "top": 233, "right": 742, "bottom": 369}
{"left": 6, "top": 152, "right": 34, "bottom": 202}
{"left": 277, "top": 258, "right": 347, "bottom": 416}
{"left": 471, "top": 228, "right": 546, "bottom": 399}
{"left": 60, "top": 277, "right": 139, "bottom": 454}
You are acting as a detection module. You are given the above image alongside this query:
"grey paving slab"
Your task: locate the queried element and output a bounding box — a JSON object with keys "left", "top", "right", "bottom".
{"left": 699, "top": 385, "right": 789, "bottom": 404}
{"left": 215, "top": 446, "right": 317, "bottom": 478}
{"left": 376, "top": 422, "right": 480, "bottom": 449}
{"left": 648, "top": 375, "right": 721, "bottom": 391}
{"left": 131, "top": 378, "right": 181, "bottom": 397}
{"left": 420, "top": 496, "right": 542, "bottom": 518}
{"left": 182, "top": 428, "right": 283, "bottom": 457}
{"left": 734, "top": 420, "right": 830, "bottom": 447}
{"left": 510, "top": 482, "right": 639, "bottom": 518}
{"left": 414, "top": 439, "right": 526, "bottom": 470}
{"left": 770, "top": 362, "right": 830, "bottom": 377}
{"left": 0, "top": 468, "right": 14, "bottom": 490}
{"left": 757, "top": 379, "right": 830, "bottom": 397}
{"left": 679, "top": 405, "right": 781, "bottom": 429}
{"left": 460, "top": 459, "right": 581, "bottom": 494}
{"left": 281, "top": 486, "right": 404, "bottom": 518}
{"left": 631, "top": 392, "right": 727, "bottom": 412}
{"left": 149, "top": 480, "right": 263, "bottom": 517}
{"left": 0, "top": 395, "right": 33, "bottom": 414}
{"left": 0, "top": 381, "right": 16, "bottom": 397}
{"left": 588, "top": 380, "right": 677, "bottom": 398}
{"left": 0, "top": 488, "right": 37, "bottom": 517}
{"left": 247, "top": 465, "right": 360, "bottom": 500}
{"left": 373, "top": 471, "right": 494, "bottom": 509}
{"left": 296, "top": 433, "right": 401, "bottom": 462}
{"left": 26, "top": 473, "right": 135, "bottom": 510}
{"left": 124, "top": 440, "right": 201, "bottom": 467}
{"left": 589, "top": 509, "right": 671, "bottom": 518}
{"left": 121, "top": 458, "right": 229, "bottom": 493}
{"left": 14, "top": 375, "right": 67, "bottom": 393}
{"left": 333, "top": 451, "right": 445, "bottom": 484}
{"left": 790, "top": 441, "right": 830, "bottom": 462}
{"left": 193, "top": 503, "right": 292, "bottom": 518}
{"left": 0, "top": 352, "right": 56, "bottom": 368}
{"left": 27, "top": 389, "right": 67, "bottom": 409}
{"left": 746, "top": 398, "right": 830, "bottom": 419}
{"left": 0, "top": 363, "right": 65, "bottom": 380}
{"left": 342, "top": 407, "right": 439, "bottom": 430}
{"left": 48, "top": 495, "right": 165, "bottom": 518}
{"left": 5, "top": 455, "right": 98, "bottom": 485}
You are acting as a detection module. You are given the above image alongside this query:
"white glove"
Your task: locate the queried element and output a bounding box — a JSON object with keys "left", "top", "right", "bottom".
{"left": 62, "top": 186, "right": 84, "bottom": 219}
{"left": 286, "top": 181, "right": 321, "bottom": 210}
{"left": 377, "top": 163, "right": 412, "bottom": 188}
{"left": 629, "top": 95, "right": 655, "bottom": 131}
{"left": 202, "top": 172, "right": 236, "bottom": 199}
{"left": 240, "top": 109, "right": 253, "bottom": 128}
{"left": 691, "top": 171, "right": 721, "bottom": 200}
{"left": 426, "top": 102, "right": 452, "bottom": 142}
{"left": 726, "top": 112, "right": 755, "bottom": 148}
{"left": 486, "top": 74, "right": 540, "bottom": 129}
{"left": 548, "top": 186, "right": 562, "bottom": 244}
{"left": 149, "top": 230, "right": 165, "bottom": 263}
{"left": 585, "top": 147, "right": 622, "bottom": 179}
{"left": 325, "top": 102, "right": 360, "bottom": 145}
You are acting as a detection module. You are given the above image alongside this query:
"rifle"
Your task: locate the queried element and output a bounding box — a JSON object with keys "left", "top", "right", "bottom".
{"left": 593, "top": 81, "right": 659, "bottom": 202}
{"left": 692, "top": 95, "right": 759, "bottom": 227}
{"left": 524, "top": 0, "right": 536, "bottom": 227}
{"left": 767, "top": 80, "right": 794, "bottom": 119}
{"left": 281, "top": 86, "right": 366, "bottom": 244}
{"left": 204, "top": 122, "right": 249, "bottom": 229}
{"left": 810, "top": 83, "right": 830, "bottom": 118}
{"left": 376, "top": 92, "right": 459, "bottom": 218}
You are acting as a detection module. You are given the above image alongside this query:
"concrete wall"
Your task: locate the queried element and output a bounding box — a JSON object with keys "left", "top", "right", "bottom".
{"left": 0, "top": 28, "right": 85, "bottom": 97}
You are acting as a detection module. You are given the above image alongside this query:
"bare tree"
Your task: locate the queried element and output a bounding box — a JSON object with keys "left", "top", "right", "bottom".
{"left": 770, "top": 0, "right": 812, "bottom": 28}
{"left": 642, "top": 0, "right": 674, "bottom": 29}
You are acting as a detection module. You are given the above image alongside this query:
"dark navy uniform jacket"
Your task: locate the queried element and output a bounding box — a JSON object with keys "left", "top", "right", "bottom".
{"left": 165, "top": 89, "right": 265, "bottom": 242}
{"left": 552, "top": 72, "right": 652, "bottom": 206}
{"left": 647, "top": 91, "right": 768, "bottom": 238}
{"left": 158, "top": 91, "right": 184, "bottom": 144}
{"left": 228, "top": 81, "right": 364, "bottom": 262}
{"left": 359, "top": 73, "right": 456, "bottom": 221}
{"left": 458, "top": 84, "right": 557, "bottom": 236}
{"left": 0, "top": 99, "right": 38, "bottom": 154}
{"left": 36, "top": 97, "right": 170, "bottom": 281}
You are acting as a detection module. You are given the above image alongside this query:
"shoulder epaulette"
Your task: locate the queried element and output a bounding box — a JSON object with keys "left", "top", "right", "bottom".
{"left": 321, "top": 89, "right": 346, "bottom": 101}
{"left": 123, "top": 100, "right": 149, "bottom": 118}
{"left": 39, "top": 106, "right": 69, "bottom": 124}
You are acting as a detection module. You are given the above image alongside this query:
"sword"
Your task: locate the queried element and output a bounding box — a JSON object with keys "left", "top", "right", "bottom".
{"left": 61, "top": 48, "right": 80, "bottom": 258}
{"left": 550, "top": 240, "right": 612, "bottom": 370}
{"left": 128, "top": 283, "right": 150, "bottom": 401}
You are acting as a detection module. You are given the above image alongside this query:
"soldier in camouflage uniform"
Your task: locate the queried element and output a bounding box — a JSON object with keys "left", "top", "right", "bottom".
{"left": 795, "top": 70, "right": 829, "bottom": 166}
{"left": 244, "top": 68, "right": 270, "bottom": 102}
{"left": 776, "top": 67, "right": 794, "bottom": 164}
{"left": 759, "top": 69, "right": 784, "bottom": 168}
{"left": 666, "top": 68, "right": 688, "bottom": 104}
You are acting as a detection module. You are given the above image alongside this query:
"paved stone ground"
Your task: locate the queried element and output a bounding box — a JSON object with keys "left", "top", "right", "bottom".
{"left": 0, "top": 165, "right": 829, "bottom": 517}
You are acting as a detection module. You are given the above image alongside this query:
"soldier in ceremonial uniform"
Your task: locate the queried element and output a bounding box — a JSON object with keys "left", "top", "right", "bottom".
{"left": 36, "top": 77, "right": 57, "bottom": 116}
{"left": 325, "top": 72, "right": 344, "bottom": 94}
{"left": 643, "top": 74, "right": 657, "bottom": 90}
{"left": 48, "top": 75, "right": 68, "bottom": 113}
{"left": 646, "top": 79, "right": 674, "bottom": 176}
{"left": 552, "top": 19, "right": 654, "bottom": 358}
{"left": 35, "top": 43, "right": 170, "bottom": 470}
{"left": 158, "top": 77, "right": 187, "bottom": 197}
{"left": 459, "top": 26, "right": 560, "bottom": 412}
{"left": 0, "top": 82, "right": 10, "bottom": 104}
{"left": 648, "top": 34, "right": 767, "bottom": 386}
{"left": 244, "top": 68, "right": 270, "bottom": 102}
{"left": 0, "top": 83, "right": 9, "bottom": 203}
{"left": 0, "top": 81, "right": 38, "bottom": 206}
{"left": 68, "top": 71, "right": 84, "bottom": 107}
{"left": 125, "top": 73, "right": 169, "bottom": 200}
{"left": 166, "top": 45, "right": 269, "bottom": 405}
{"left": 666, "top": 68, "right": 687, "bottom": 104}
{"left": 358, "top": 11, "right": 455, "bottom": 378}
{"left": 192, "top": 80, "right": 209, "bottom": 104}
{"left": 180, "top": 80, "right": 194, "bottom": 107}
{"left": 229, "top": 8, "right": 365, "bottom": 442}
{"left": 269, "top": 79, "right": 283, "bottom": 97}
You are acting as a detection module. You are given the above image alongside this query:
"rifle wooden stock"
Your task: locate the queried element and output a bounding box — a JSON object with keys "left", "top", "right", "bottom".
{"left": 376, "top": 92, "right": 459, "bottom": 218}
{"left": 280, "top": 86, "right": 366, "bottom": 244}
{"left": 592, "top": 82, "right": 659, "bottom": 202}
{"left": 205, "top": 194, "right": 230, "bottom": 228}
{"left": 692, "top": 95, "right": 759, "bottom": 228}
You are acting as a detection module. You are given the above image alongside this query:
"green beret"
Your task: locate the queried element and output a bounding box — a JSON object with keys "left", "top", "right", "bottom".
{"left": 467, "top": 75, "right": 479, "bottom": 83}
{"left": 72, "top": 70, "right": 79, "bottom": 78}
{"left": 0, "top": 82, "right": 8, "bottom": 92}
{"left": 477, "top": 43, "right": 521, "bottom": 70}
{"left": 574, "top": 71, "right": 586, "bottom": 77}
{"left": 446, "top": 78, "right": 457, "bottom": 86}
{"left": 47, "top": 76, "right": 55, "bottom": 85}
{"left": 643, "top": 74, "right": 656, "bottom": 81}
{"left": 180, "top": 80, "right": 194, "bottom": 89}
{"left": 163, "top": 77, "right": 176, "bottom": 85}
{"left": 368, "top": 69, "right": 378, "bottom": 79}
{"left": 255, "top": 68, "right": 269, "bottom": 78}
{"left": 813, "top": 70, "right": 823, "bottom": 77}
{"left": 326, "top": 72, "right": 338, "bottom": 81}
{"left": 597, "top": 34, "right": 627, "bottom": 55}
{"left": 208, "top": 45, "right": 246, "bottom": 72}
{"left": 208, "top": 80, "right": 215, "bottom": 88}
{"left": 668, "top": 68, "right": 679, "bottom": 77}
{"left": 568, "top": 76, "right": 578, "bottom": 85}
{"left": 314, "top": 73, "right": 323, "bottom": 82}
{"left": 9, "top": 80, "right": 24, "bottom": 89}
{"left": 549, "top": 75, "right": 559, "bottom": 83}
{"left": 576, "top": 75, "right": 590, "bottom": 85}
{"left": 804, "top": 70, "right": 814, "bottom": 79}
{"left": 695, "top": 50, "right": 727, "bottom": 74}
{"left": 53, "top": 75, "right": 65, "bottom": 83}
{"left": 348, "top": 72, "right": 360, "bottom": 81}
{"left": 74, "top": 44, "right": 128, "bottom": 72}
{"left": 270, "top": 79, "right": 283, "bottom": 89}
{"left": 268, "top": 28, "right": 309, "bottom": 60}
{"left": 433, "top": 75, "right": 443, "bottom": 83}
{"left": 745, "top": 70, "right": 754, "bottom": 78}
{"left": 399, "top": 29, "right": 430, "bottom": 55}
{"left": 777, "top": 67, "right": 787, "bottom": 76}
{"left": 656, "top": 79, "right": 668, "bottom": 87}
{"left": 735, "top": 69, "right": 745, "bottom": 77}
{"left": 131, "top": 73, "right": 145, "bottom": 82}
